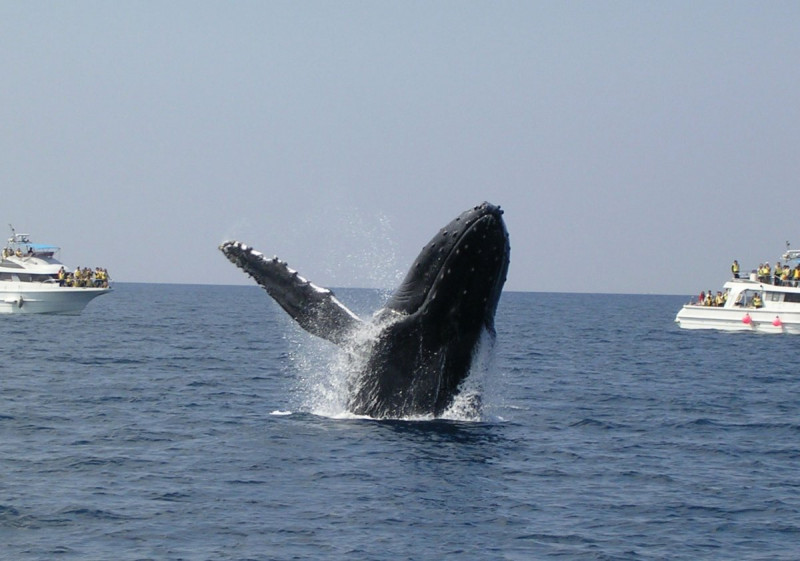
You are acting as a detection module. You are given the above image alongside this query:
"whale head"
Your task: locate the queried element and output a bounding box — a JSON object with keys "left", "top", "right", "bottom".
{"left": 350, "top": 202, "right": 510, "bottom": 417}
{"left": 384, "top": 201, "right": 510, "bottom": 332}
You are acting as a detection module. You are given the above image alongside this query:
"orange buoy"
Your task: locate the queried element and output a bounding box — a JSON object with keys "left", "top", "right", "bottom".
{"left": 742, "top": 314, "right": 752, "bottom": 324}
{"left": 773, "top": 316, "right": 782, "bottom": 327}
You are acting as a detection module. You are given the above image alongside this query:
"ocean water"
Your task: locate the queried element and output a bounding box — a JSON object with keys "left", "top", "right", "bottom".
{"left": 1, "top": 284, "right": 798, "bottom": 560}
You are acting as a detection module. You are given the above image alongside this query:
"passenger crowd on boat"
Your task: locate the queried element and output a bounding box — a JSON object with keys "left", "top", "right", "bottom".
{"left": 57, "top": 266, "right": 110, "bottom": 288}
{"left": 752, "top": 261, "right": 800, "bottom": 286}
{"left": 732, "top": 258, "right": 800, "bottom": 286}
{"left": 691, "top": 256, "right": 800, "bottom": 308}
{"left": 1, "top": 247, "right": 32, "bottom": 259}
{"left": 698, "top": 290, "right": 729, "bottom": 307}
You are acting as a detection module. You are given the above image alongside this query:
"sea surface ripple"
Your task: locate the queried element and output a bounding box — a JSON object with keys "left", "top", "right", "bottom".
{"left": 1, "top": 285, "right": 798, "bottom": 560}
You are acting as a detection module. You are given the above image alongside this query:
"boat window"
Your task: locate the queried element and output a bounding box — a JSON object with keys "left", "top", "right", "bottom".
{"left": 769, "top": 292, "right": 783, "bottom": 302}
{"left": 784, "top": 292, "right": 800, "bottom": 303}
{"left": 738, "top": 290, "right": 763, "bottom": 307}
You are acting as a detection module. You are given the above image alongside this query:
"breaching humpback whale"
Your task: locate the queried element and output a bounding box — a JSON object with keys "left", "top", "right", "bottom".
{"left": 219, "top": 202, "right": 510, "bottom": 418}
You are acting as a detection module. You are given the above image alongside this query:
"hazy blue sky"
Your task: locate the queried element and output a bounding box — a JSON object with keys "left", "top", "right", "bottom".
{"left": 2, "top": 2, "right": 798, "bottom": 294}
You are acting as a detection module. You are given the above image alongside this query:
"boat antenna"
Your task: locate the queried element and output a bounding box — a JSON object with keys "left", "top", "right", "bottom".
{"left": 787, "top": 240, "right": 792, "bottom": 251}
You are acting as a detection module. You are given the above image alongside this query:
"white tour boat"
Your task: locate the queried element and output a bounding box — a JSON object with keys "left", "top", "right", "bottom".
{"left": 0, "top": 227, "right": 110, "bottom": 314}
{"left": 675, "top": 248, "right": 800, "bottom": 334}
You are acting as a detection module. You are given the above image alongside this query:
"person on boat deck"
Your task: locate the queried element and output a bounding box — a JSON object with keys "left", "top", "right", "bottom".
{"left": 57, "top": 267, "right": 66, "bottom": 286}
{"left": 704, "top": 291, "right": 713, "bottom": 306}
{"left": 752, "top": 293, "right": 763, "bottom": 308}
{"left": 759, "top": 263, "right": 771, "bottom": 284}
{"left": 793, "top": 266, "right": 800, "bottom": 288}
{"left": 773, "top": 262, "right": 782, "bottom": 285}
{"left": 698, "top": 291, "right": 705, "bottom": 304}
{"left": 94, "top": 267, "right": 109, "bottom": 287}
{"left": 715, "top": 292, "right": 725, "bottom": 306}
{"left": 731, "top": 259, "right": 740, "bottom": 279}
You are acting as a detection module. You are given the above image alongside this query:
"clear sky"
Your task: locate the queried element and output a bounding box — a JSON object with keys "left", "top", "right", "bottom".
{"left": 2, "top": 2, "right": 798, "bottom": 294}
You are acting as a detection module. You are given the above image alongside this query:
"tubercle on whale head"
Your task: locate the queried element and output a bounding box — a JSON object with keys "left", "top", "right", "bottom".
{"left": 387, "top": 202, "right": 510, "bottom": 320}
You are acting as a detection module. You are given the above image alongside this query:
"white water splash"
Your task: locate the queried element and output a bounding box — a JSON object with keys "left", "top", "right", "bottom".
{"left": 440, "top": 329, "right": 497, "bottom": 422}
{"left": 309, "top": 207, "right": 404, "bottom": 291}
{"left": 286, "top": 333, "right": 347, "bottom": 417}
{"left": 305, "top": 318, "right": 386, "bottom": 418}
{"left": 290, "top": 319, "right": 498, "bottom": 423}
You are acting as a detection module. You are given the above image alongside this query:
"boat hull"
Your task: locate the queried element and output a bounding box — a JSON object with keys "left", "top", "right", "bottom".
{"left": 675, "top": 304, "right": 800, "bottom": 334}
{"left": 0, "top": 284, "right": 110, "bottom": 315}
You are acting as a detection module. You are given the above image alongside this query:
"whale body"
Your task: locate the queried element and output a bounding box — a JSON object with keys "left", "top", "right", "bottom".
{"left": 220, "top": 202, "right": 510, "bottom": 418}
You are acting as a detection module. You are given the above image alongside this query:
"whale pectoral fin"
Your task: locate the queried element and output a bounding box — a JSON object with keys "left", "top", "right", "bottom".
{"left": 220, "top": 241, "right": 364, "bottom": 346}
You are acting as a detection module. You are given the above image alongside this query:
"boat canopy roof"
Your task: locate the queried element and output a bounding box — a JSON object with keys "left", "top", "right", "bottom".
{"left": 5, "top": 232, "right": 60, "bottom": 253}
{"left": 27, "top": 243, "right": 60, "bottom": 252}
{"left": 8, "top": 232, "right": 30, "bottom": 244}
{"left": 782, "top": 249, "right": 800, "bottom": 262}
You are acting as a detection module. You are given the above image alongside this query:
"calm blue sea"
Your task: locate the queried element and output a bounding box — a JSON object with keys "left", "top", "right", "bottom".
{"left": 1, "top": 284, "right": 798, "bottom": 560}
